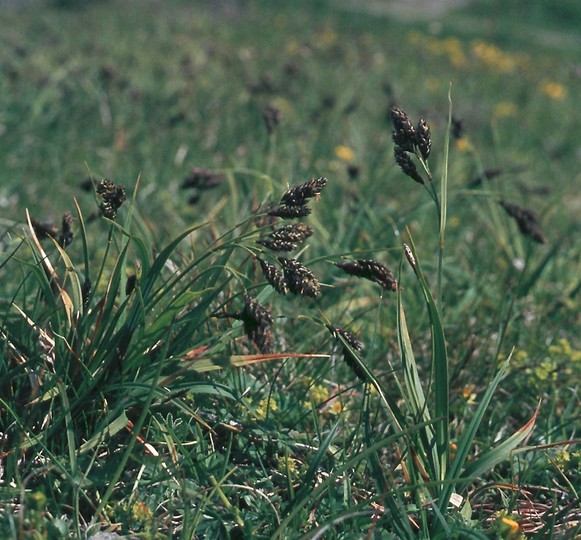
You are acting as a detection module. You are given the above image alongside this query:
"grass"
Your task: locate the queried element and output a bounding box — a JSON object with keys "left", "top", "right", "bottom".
{"left": 0, "top": 0, "right": 580, "bottom": 538}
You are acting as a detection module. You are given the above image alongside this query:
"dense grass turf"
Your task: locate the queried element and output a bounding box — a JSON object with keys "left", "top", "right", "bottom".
{"left": 0, "top": 0, "right": 580, "bottom": 538}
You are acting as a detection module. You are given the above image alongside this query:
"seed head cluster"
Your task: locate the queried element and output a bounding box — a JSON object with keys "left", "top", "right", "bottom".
{"left": 278, "top": 257, "right": 321, "bottom": 298}
{"left": 181, "top": 167, "right": 224, "bottom": 205}
{"left": 335, "top": 259, "right": 398, "bottom": 292}
{"left": 499, "top": 200, "right": 546, "bottom": 244}
{"left": 242, "top": 294, "right": 274, "bottom": 354}
{"left": 257, "top": 258, "right": 289, "bottom": 295}
{"left": 258, "top": 223, "right": 314, "bottom": 252}
{"left": 390, "top": 106, "right": 432, "bottom": 184}
{"left": 280, "top": 177, "right": 327, "bottom": 206}
{"left": 268, "top": 178, "right": 327, "bottom": 220}
{"left": 257, "top": 178, "right": 325, "bottom": 299}
{"left": 97, "top": 179, "right": 127, "bottom": 220}
{"left": 262, "top": 103, "right": 283, "bottom": 135}
{"left": 59, "top": 212, "right": 74, "bottom": 249}
{"left": 331, "top": 326, "right": 368, "bottom": 382}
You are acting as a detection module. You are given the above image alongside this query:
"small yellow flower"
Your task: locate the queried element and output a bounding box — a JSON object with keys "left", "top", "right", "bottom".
{"left": 256, "top": 397, "right": 278, "bottom": 420}
{"left": 277, "top": 455, "right": 300, "bottom": 480}
{"left": 315, "top": 27, "right": 338, "bottom": 47}
{"left": 500, "top": 516, "right": 521, "bottom": 539}
{"left": 455, "top": 137, "right": 472, "bottom": 152}
{"left": 329, "top": 400, "right": 344, "bottom": 415}
{"left": 425, "top": 76, "right": 441, "bottom": 92}
{"left": 539, "top": 80, "right": 567, "bottom": 100}
{"left": 309, "top": 384, "right": 330, "bottom": 403}
{"left": 132, "top": 501, "right": 153, "bottom": 522}
{"left": 448, "top": 215, "right": 460, "bottom": 229}
{"left": 494, "top": 102, "right": 518, "bottom": 118}
{"left": 335, "top": 145, "right": 356, "bottom": 163}
{"left": 462, "top": 384, "right": 476, "bottom": 402}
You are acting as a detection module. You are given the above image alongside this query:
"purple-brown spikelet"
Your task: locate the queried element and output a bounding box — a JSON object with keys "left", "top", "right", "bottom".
{"left": 258, "top": 258, "right": 289, "bottom": 295}
{"left": 181, "top": 167, "right": 224, "bottom": 190}
{"left": 390, "top": 106, "right": 416, "bottom": 153}
{"left": 58, "top": 212, "right": 73, "bottom": 248}
{"left": 268, "top": 204, "right": 312, "bottom": 219}
{"left": 96, "top": 179, "right": 127, "bottom": 220}
{"left": 403, "top": 243, "right": 417, "bottom": 270}
{"left": 416, "top": 118, "right": 431, "bottom": 160}
{"left": 499, "top": 200, "right": 547, "bottom": 244}
{"left": 242, "top": 294, "right": 274, "bottom": 354}
{"left": 336, "top": 259, "right": 398, "bottom": 292}
{"left": 280, "top": 177, "right": 328, "bottom": 206}
{"left": 262, "top": 103, "right": 283, "bottom": 135}
{"left": 81, "top": 278, "right": 91, "bottom": 307}
{"left": 278, "top": 257, "right": 321, "bottom": 298}
{"left": 31, "top": 218, "right": 58, "bottom": 240}
{"left": 125, "top": 274, "right": 137, "bottom": 296}
{"left": 394, "top": 147, "right": 425, "bottom": 185}
{"left": 258, "top": 223, "right": 314, "bottom": 252}
{"left": 331, "top": 326, "right": 368, "bottom": 382}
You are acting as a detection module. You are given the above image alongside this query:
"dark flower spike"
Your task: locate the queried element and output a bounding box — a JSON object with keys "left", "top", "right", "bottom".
{"left": 268, "top": 204, "right": 312, "bottom": 219}
{"left": 181, "top": 167, "right": 224, "bottom": 190}
{"left": 336, "top": 259, "right": 398, "bottom": 292}
{"left": 330, "top": 326, "right": 368, "bottom": 382}
{"left": 31, "top": 218, "right": 58, "bottom": 240}
{"left": 499, "top": 200, "right": 547, "bottom": 244}
{"left": 278, "top": 257, "right": 321, "bottom": 298}
{"left": 416, "top": 117, "right": 432, "bottom": 160}
{"left": 390, "top": 106, "right": 416, "bottom": 153}
{"left": 97, "top": 178, "right": 127, "bottom": 220}
{"left": 258, "top": 223, "right": 314, "bottom": 252}
{"left": 58, "top": 211, "right": 74, "bottom": 248}
{"left": 242, "top": 294, "right": 274, "bottom": 354}
{"left": 394, "top": 147, "right": 425, "bottom": 185}
{"left": 280, "top": 177, "right": 328, "bottom": 207}
{"left": 258, "top": 258, "right": 288, "bottom": 295}
{"left": 262, "top": 103, "right": 283, "bottom": 135}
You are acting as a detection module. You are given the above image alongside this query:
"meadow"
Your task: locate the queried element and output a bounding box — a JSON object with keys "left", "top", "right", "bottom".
{"left": 0, "top": 0, "right": 580, "bottom": 538}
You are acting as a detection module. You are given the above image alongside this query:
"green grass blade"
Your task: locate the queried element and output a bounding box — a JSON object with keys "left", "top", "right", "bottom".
{"left": 404, "top": 237, "right": 449, "bottom": 484}
{"left": 461, "top": 401, "right": 540, "bottom": 480}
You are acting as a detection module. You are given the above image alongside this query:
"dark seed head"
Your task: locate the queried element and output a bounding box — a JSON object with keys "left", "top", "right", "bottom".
{"left": 499, "top": 200, "right": 546, "bottom": 244}
{"left": 262, "top": 103, "right": 283, "bottom": 135}
{"left": 268, "top": 204, "right": 312, "bottom": 219}
{"left": 278, "top": 257, "right": 321, "bottom": 298}
{"left": 258, "top": 258, "right": 288, "bottom": 295}
{"left": 394, "top": 147, "right": 425, "bottom": 185}
{"left": 336, "top": 259, "right": 398, "bottom": 292}
{"left": 242, "top": 294, "right": 274, "bottom": 354}
{"left": 58, "top": 211, "right": 74, "bottom": 248}
{"left": 181, "top": 167, "right": 224, "bottom": 191}
{"left": 390, "top": 106, "right": 416, "bottom": 153}
{"left": 97, "top": 179, "right": 126, "bottom": 220}
{"left": 257, "top": 223, "right": 314, "bottom": 252}
{"left": 125, "top": 274, "right": 137, "bottom": 296}
{"left": 31, "top": 218, "right": 58, "bottom": 240}
{"left": 331, "top": 326, "right": 368, "bottom": 382}
{"left": 415, "top": 117, "right": 431, "bottom": 160}
{"left": 280, "top": 177, "right": 328, "bottom": 207}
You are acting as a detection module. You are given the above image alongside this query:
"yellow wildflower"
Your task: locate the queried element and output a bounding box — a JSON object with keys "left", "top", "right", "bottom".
{"left": 329, "top": 400, "right": 344, "bottom": 415}
{"left": 309, "top": 384, "right": 330, "bottom": 403}
{"left": 455, "top": 137, "right": 472, "bottom": 152}
{"left": 132, "top": 501, "right": 153, "bottom": 522}
{"left": 256, "top": 397, "right": 278, "bottom": 420}
{"left": 494, "top": 102, "right": 518, "bottom": 118}
{"left": 539, "top": 80, "right": 567, "bottom": 100}
{"left": 499, "top": 516, "right": 521, "bottom": 539}
{"left": 425, "top": 76, "right": 441, "bottom": 92}
{"left": 335, "top": 145, "right": 356, "bottom": 163}
{"left": 277, "top": 455, "right": 300, "bottom": 480}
